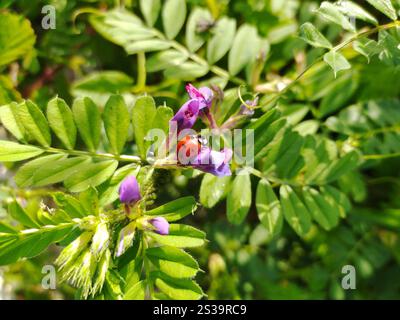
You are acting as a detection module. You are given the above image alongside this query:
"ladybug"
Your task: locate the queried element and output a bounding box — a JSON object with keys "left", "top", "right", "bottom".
{"left": 177, "top": 134, "right": 207, "bottom": 159}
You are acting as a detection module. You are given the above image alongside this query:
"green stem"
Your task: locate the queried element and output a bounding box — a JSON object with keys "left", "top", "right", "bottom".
{"left": 353, "top": 125, "right": 400, "bottom": 139}
{"left": 363, "top": 152, "right": 400, "bottom": 160}
{"left": 135, "top": 52, "right": 147, "bottom": 93}
{"left": 0, "top": 185, "right": 53, "bottom": 198}
{"left": 44, "top": 146, "right": 142, "bottom": 163}
{"left": 260, "top": 20, "right": 400, "bottom": 103}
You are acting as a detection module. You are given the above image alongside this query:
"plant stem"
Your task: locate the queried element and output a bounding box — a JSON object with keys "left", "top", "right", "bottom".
{"left": 0, "top": 185, "right": 54, "bottom": 198}
{"left": 135, "top": 52, "right": 147, "bottom": 92}
{"left": 260, "top": 20, "right": 400, "bottom": 103}
{"left": 363, "top": 152, "right": 400, "bottom": 160}
{"left": 44, "top": 146, "right": 142, "bottom": 163}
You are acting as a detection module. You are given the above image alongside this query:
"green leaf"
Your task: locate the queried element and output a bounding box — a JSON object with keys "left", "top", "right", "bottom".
{"left": 0, "top": 223, "right": 74, "bottom": 266}
{"left": 64, "top": 160, "right": 119, "bottom": 193}
{"left": 0, "top": 222, "right": 17, "bottom": 234}
{"left": 162, "top": 0, "right": 187, "bottom": 40}
{"left": 256, "top": 179, "right": 283, "bottom": 241}
{"left": 146, "top": 50, "right": 188, "bottom": 72}
{"left": 89, "top": 9, "right": 156, "bottom": 47}
{"left": 319, "top": 72, "right": 359, "bottom": 117}
{"left": 153, "top": 271, "right": 203, "bottom": 300}
{"left": 8, "top": 201, "right": 40, "bottom": 228}
{"left": 0, "top": 102, "right": 26, "bottom": 141}
{"left": 140, "top": 0, "right": 161, "bottom": 26}
{"left": 104, "top": 271, "right": 123, "bottom": 299}
{"left": 321, "top": 186, "right": 351, "bottom": 218}
{"left": 0, "top": 76, "right": 22, "bottom": 107}
{"left": 207, "top": 17, "right": 236, "bottom": 64}
{"left": 249, "top": 110, "right": 286, "bottom": 161}
{"left": 280, "top": 185, "right": 311, "bottom": 237}
{"left": 378, "top": 30, "right": 400, "bottom": 66}
{"left": 244, "top": 107, "right": 283, "bottom": 148}
{"left": 200, "top": 174, "right": 231, "bottom": 208}
{"left": 148, "top": 224, "right": 206, "bottom": 248}
{"left": 300, "top": 22, "right": 332, "bottom": 49}
{"left": 164, "top": 62, "right": 209, "bottom": 80}
{"left": 323, "top": 51, "right": 351, "bottom": 77}
{"left": 16, "top": 100, "right": 51, "bottom": 147}
{"left": 337, "top": 1, "right": 378, "bottom": 25}
{"left": 227, "top": 173, "right": 252, "bottom": 225}
{"left": 15, "top": 154, "right": 66, "bottom": 187}
{"left": 123, "top": 280, "right": 146, "bottom": 300}
{"left": 323, "top": 150, "right": 361, "bottom": 183}
{"left": 34, "top": 156, "right": 92, "bottom": 187}
{"left": 366, "top": 0, "right": 397, "bottom": 20}
{"left": 293, "top": 120, "right": 319, "bottom": 136}
{"left": 186, "top": 8, "right": 211, "bottom": 52}
{"left": 46, "top": 97, "right": 77, "bottom": 150}
{"left": 147, "top": 246, "right": 199, "bottom": 278}
{"left": 228, "top": 24, "right": 259, "bottom": 76}
{"left": 132, "top": 96, "right": 157, "bottom": 158}
{"left": 151, "top": 105, "right": 174, "bottom": 135}
{"left": 316, "top": 2, "right": 356, "bottom": 32}
{"left": 0, "top": 140, "right": 44, "bottom": 162}
{"left": 103, "top": 95, "right": 130, "bottom": 155}
{"left": 125, "top": 39, "right": 171, "bottom": 54}
{"left": 353, "top": 38, "right": 381, "bottom": 63}
{"left": 302, "top": 187, "right": 339, "bottom": 231}
{"left": 72, "top": 97, "right": 101, "bottom": 152}
{"left": 0, "top": 12, "right": 35, "bottom": 67}
{"left": 71, "top": 71, "right": 134, "bottom": 106}
{"left": 146, "top": 196, "right": 197, "bottom": 222}
{"left": 52, "top": 193, "right": 86, "bottom": 218}
{"left": 262, "top": 129, "right": 305, "bottom": 179}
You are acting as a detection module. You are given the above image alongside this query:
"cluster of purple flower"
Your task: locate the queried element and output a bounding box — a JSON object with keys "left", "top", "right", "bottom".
{"left": 170, "top": 84, "right": 233, "bottom": 177}
{"left": 119, "top": 175, "right": 169, "bottom": 235}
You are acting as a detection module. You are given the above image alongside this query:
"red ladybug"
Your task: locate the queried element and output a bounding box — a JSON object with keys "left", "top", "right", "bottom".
{"left": 177, "top": 135, "right": 202, "bottom": 158}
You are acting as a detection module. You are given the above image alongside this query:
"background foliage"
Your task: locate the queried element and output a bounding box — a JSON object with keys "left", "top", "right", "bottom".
{"left": 0, "top": 0, "right": 400, "bottom": 299}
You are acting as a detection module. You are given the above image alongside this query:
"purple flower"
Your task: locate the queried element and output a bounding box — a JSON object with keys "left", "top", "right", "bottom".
{"left": 186, "top": 83, "right": 213, "bottom": 110}
{"left": 170, "top": 99, "right": 200, "bottom": 132}
{"left": 150, "top": 217, "right": 170, "bottom": 235}
{"left": 169, "top": 84, "right": 214, "bottom": 133}
{"left": 119, "top": 175, "right": 141, "bottom": 205}
{"left": 238, "top": 99, "right": 257, "bottom": 116}
{"left": 192, "top": 147, "right": 233, "bottom": 176}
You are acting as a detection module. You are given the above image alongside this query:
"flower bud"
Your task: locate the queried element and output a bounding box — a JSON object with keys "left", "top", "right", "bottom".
{"left": 91, "top": 222, "right": 110, "bottom": 258}
{"left": 55, "top": 231, "right": 93, "bottom": 270}
{"left": 208, "top": 253, "right": 226, "bottom": 277}
{"left": 115, "top": 221, "right": 136, "bottom": 257}
{"left": 150, "top": 217, "right": 170, "bottom": 235}
{"left": 92, "top": 249, "right": 111, "bottom": 296}
{"left": 119, "top": 175, "right": 141, "bottom": 205}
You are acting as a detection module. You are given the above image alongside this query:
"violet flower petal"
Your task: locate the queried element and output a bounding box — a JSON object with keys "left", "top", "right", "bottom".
{"left": 150, "top": 217, "right": 170, "bottom": 235}
{"left": 193, "top": 147, "right": 233, "bottom": 177}
{"left": 119, "top": 175, "right": 141, "bottom": 204}
{"left": 185, "top": 83, "right": 213, "bottom": 110}
{"left": 170, "top": 99, "right": 200, "bottom": 132}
